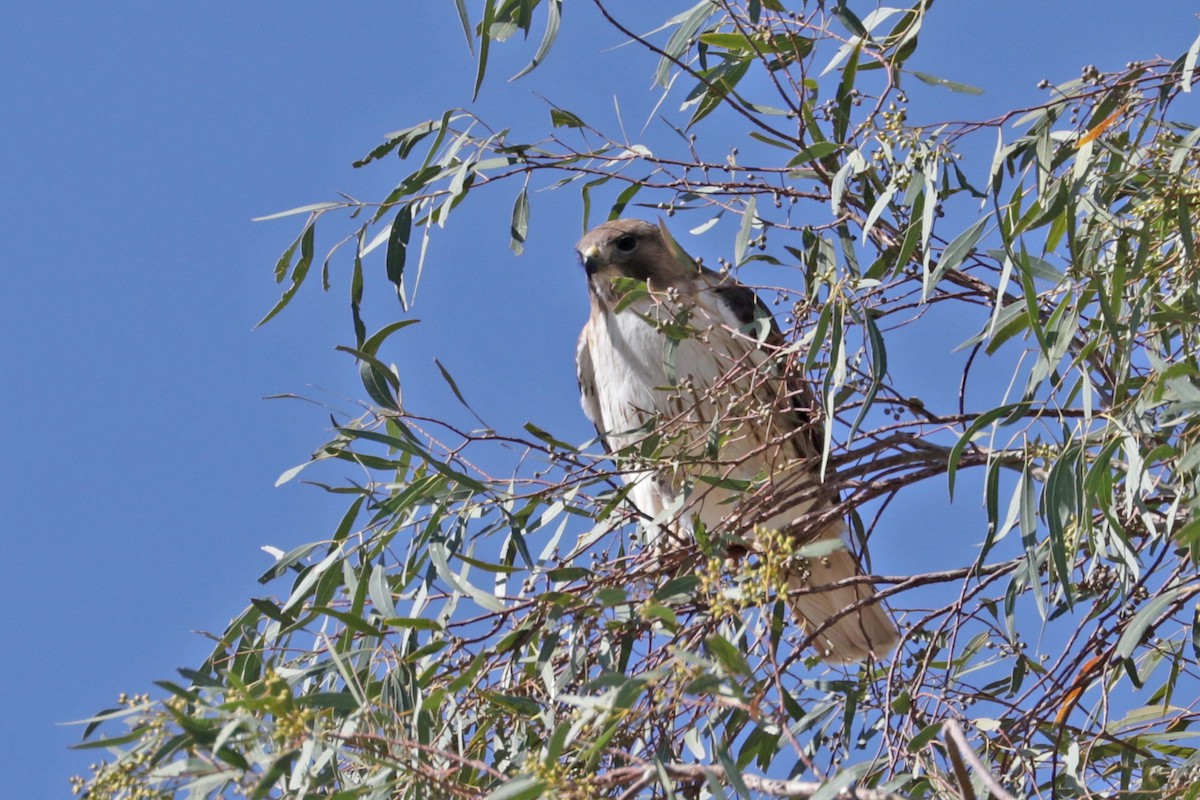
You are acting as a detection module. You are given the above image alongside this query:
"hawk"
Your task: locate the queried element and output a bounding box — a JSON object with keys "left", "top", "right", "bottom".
{"left": 575, "top": 218, "right": 898, "bottom": 663}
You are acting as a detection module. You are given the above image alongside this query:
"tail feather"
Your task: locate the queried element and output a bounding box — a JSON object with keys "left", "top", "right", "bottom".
{"left": 786, "top": 546, "right": 898, "bottom": 664}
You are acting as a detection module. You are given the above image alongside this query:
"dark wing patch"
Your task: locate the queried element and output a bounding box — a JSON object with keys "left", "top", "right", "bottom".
{"left": 713, "top": 282, "right": 781, "bottom": 343}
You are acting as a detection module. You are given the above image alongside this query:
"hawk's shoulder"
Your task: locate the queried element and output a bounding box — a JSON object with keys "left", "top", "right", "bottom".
{"left": 695, "top": 269, "right": 821, "bottom": 455}
{"left": 697, "top": 268, "right": 784, "bottom": 348}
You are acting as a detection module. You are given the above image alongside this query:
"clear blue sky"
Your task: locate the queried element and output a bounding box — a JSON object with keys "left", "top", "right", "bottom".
{"left": 2, "top": 3, "right": 1196, "bottom": 795}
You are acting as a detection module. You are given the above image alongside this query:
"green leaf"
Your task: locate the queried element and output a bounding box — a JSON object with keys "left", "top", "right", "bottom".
{"left": 597, "top": 587, "right": 628, "bottom": 606}
{"left": 927, "top": 217, "right": 987, "bottom": 293}
{"left": 716, "top": 746, "right": 752, "bottom": 800}
{"left": 654, "top": 575, "right": 700, "bottom": 603}
{"left": 250, "top": 758, "right": 292, "bottom": 800}
{"left": 511, "top": 0, "right": 561, "bottom": 80}
{"left": 546, "top": 566, "right": 590, "bottom": 582}
{"left": 483, "top": 691, "right": 542, "bottom": 716}
{"left": 688, "top": 57, "right": 752, "bottom": 128}
{"left": 367, "top": 562, "right": 397, "bottom": 618}
{"left": 771, "top": 34, "right": 814, "bottom": 65}
{"left": 1182, "top": 27, "right": 1200, "bottom": 93}
{"left": 657, "top": 218, "right": 700, "bottom": 276}
{"left": 829, "top": 152, "right": 855, "bottom": 214}
{"left": 256, "top": 222, "right": 315, "bottom": 328}
{"left": 380, "top": 617, "right": 444, "bottom": 631}
{"left": 609, "top": 182, "right": 641, "bottom": 221}
{"left": 700, "top": 28, "right": 814, "bottom": 60}
{"left": 580, "top": 175, "right": 610, "bottom": 230}
{"left": 436, "top": 352, "right": 487, "bottom": 422}
{"left": 429, "top": 541, "right": 505, "bottom": 612}
{"left": 860, "top": 184, "right": 896, "bottom": 244}
{"left": 350, "top": 227, "right": 366, "bottom": 346}
{"left": 490, "top": 0, "right": 537, "bottom": 41}
{"left": 253, "top": 201, "right": 341, "bottom": 222}
{"left": 612, "top": 276, "right": 651, "bottom": 313}
{"left": 656, "top": 1, "right": 717, "bottom": 88}
{"left": 641, "top": 602, "right": 679, "bottom": 627}
{"left": 1043, "top": 447, "right": 1080, "bottom": 607}
{"left": 453, "top": 0, "right": 474, "bottom": 55}
{"left": 832, "top": 5, "right": 868, "bottom": 39}
{"left": 833, "top": 44, "right": 860, "bottom": 141}
{"left": 748, "top": 131, "right": 794, "bottom": 150}
{"left": 1177, "top": 194, "right": 1195, "bottom": 266}
{"left": 386, "top": 205, "right": 413, "bottom": 307}
{"left": 550, "top": 107, "right": 586, "bottom": 128}
{"left": 910, "top": 70, "right": 984, "bottom": 95}
{"left": 337, "top": 345, "right": 403, "bottom": 411}
{"left": 847, "top": 310, "right": 887, "bottom": 439}
{"left": 250, "top": 598, "right": 296, "bottom": 626}
{"left": 473, "top": 0, "right": 497, "bottom": 100}
{"left": 735, "top": 195, "right": 757, "bottom": 265}
{"left": 486, "top": 776, "right": 547, "bottom": 800}
{"left": 705, "top": 634, "right": 752, "bottom": 676}
{"left": 70, "top": 729, "right": 146, "bottom": 750}
{"left": 354, "top": 118, "right": 446, "bottom": 168}
{"left": 311, "top": 606, "right": 385, "bottom": 638}
{"left": 510, "top": 187, "right": 530, "bottom": 254}
{"left": 257, "top": 541, "right": 321, "bottom": 582}
{"left": 362, "top": 319, "right": 420, "bottom": 357}
{"left": 699, "top": 32, "right": 755, "bottom": 51}
{"left": 787, "top": 141, "right": 840, "bottom": 167}
{"left": 360, "top": 363, "right": 402, "bottom": 412}
{"left": 457, "top": 552, "right": 521, "bottom": 574}
{"left": 522, "top": 421, "right": 576, "bottom": 450}
{"left": 907, "top": 721, "right": 943, "bottom": 752}
{"left": 1192, "top": 606, "right": 1200, "bottom": 658}
{"left": 811, "top": 764, "right": 873, "bottom": 800}
{"left": 947, "top": 403, "right": 1027, "bottom": 498}
{"left": 544, "top": 720, "right": 572, "bottom": 763}
{"left": 1116, "top": 584, "right": 1188, "bottom": 659}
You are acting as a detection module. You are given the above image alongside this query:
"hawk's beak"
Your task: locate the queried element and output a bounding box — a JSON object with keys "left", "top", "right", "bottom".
{"left": 582, "top": 244, "right": 603, "bottom": 275}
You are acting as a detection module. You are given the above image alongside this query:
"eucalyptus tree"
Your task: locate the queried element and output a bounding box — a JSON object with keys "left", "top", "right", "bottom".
{"left": 75, "top": 2, "right": 1200, "bottom": 798}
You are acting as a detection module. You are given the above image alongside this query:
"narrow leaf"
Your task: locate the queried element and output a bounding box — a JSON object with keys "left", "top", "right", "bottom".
{"left": 510, "top": 187, "right": 530, "bottom": 254}
{"left": 453, "top": 0, "right": 474, "bottom": 55}
{"left": 473, "top": 0, "right": 497, "bottom": 101}
{"left": 386, "top": 205, "right": 413, "bottom": 307}
{"left": 787, "top": 141, "right": 840, "bottom": 167}
{"left": 253, "top": 202, "right": 341, "bottom": 222}
{"left": 1183, "top": 28, "right": 1200, "bottom": 93}
{"left": 510, "top": 0, "right": 561, "bottom": 80}
{"left": 910, "top": 71, "right": 985, "bottom": 95}
{"left": 256, "top": 222, "right": 315, "bottom": 328}
{"left": 609, "top": 183, "right": 641, "bottom": 221}
{"left": 927, "top": 217, "right": 987, "bottom": 292}
{"left": 362, "top": 319, "right": 420, "bottom": 357}
{"left": 735, "top": 196, "right": 757, "bottom": 265}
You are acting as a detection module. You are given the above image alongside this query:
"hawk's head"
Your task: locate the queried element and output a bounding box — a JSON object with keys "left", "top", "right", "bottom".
{"left": 576, "top": 219, "right": 696, "bottom": 305}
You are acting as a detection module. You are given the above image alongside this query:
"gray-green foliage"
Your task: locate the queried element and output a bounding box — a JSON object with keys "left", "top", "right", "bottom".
{"left": 75, "top": 2, "right": 1200, "bottom": 798}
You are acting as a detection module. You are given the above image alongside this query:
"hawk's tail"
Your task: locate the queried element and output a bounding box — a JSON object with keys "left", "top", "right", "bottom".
{"left": 785, "top": 544, "right": 899, "bottom": 664}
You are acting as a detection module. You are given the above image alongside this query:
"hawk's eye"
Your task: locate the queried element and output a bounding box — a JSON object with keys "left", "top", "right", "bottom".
{"left": 615, "top": 234, "right": 637, "bottom": 252}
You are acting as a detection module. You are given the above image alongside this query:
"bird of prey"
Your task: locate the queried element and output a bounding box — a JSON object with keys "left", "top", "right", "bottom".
{"left": 574, "top": 218, "right": 898, "bottom": 663}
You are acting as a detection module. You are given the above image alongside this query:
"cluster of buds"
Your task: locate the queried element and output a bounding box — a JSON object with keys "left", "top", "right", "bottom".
{"left": 70, "top": 694, "right": 171, "bottom": 798}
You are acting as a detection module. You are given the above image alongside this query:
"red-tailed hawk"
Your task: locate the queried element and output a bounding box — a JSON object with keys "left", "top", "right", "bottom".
{"left": 575, "top": 218, "right": 898, "bottom": 663}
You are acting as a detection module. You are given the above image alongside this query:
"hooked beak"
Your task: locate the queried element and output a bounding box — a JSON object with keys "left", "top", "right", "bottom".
{"left": 582, "top": 244, "right": 602, "bottom": 275}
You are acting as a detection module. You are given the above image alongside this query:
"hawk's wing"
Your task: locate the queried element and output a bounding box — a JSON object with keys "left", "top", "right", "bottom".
{"left": 575, "top": 329, "right": 607, "bottom": 450}
{"left": 698, "top": 271, "right": 824, "bottom": 463}
{"left": 695, "top": 273, "right": 899, "bottom": 661}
